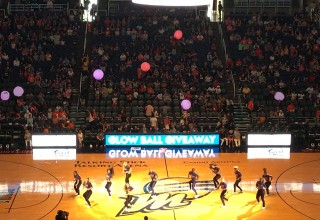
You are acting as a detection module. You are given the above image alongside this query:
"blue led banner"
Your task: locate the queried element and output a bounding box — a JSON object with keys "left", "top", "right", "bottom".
{"left": 106, "top": 147, "right": 219, "bottom": 159}
{"left": 105, "top": 134, "right": 220, "bottom": 146}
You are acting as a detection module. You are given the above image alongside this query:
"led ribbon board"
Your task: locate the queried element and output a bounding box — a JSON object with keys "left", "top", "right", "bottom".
{"left": 106, "top": 147, "right": 219, "bottom": 159}
{"left": 105, "top": 134, "right": 220, "bottom": 146}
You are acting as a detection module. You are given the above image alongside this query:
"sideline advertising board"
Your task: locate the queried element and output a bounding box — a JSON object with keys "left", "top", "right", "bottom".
{"left": 33, "top": 148, "right": 76, "bottom": 160}
{"left": 32, "top": 134, "right": 77, "bottom": 160}
{"left": 105, "top": 134, "right": 220, "bottom": 147}
{"left": 247, "top": 133, "right": 291, "bottom": 159}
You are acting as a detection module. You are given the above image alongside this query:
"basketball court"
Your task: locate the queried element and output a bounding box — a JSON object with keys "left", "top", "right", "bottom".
{"left": 0, "top": 153, "right": 319, "bottom": 220}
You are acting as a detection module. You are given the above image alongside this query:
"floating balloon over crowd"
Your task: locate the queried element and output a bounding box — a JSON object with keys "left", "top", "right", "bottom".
{"left": 181, "top": 99, "right": 191, "bottom": 110}
{"left": 13, "top": 86, "right": 24, "bottom": 97}
{"left": 141, "top": 62, "right": 151, "bottom": 72}
{"left": 274, "top": 91, "right": 285, "bottom": 101}
{"left": 0, "top": 91, "right": 10, "bottom": 101}
{"left": 93, "top": 69, "right": 104, "bottom": 80}
{"left": 174, "top": 30, "right": 183, "bottom": 40}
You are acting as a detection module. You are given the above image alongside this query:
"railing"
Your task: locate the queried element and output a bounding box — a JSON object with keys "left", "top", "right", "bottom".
{"left": 233, "top": 0, "right": 292, "bottom": 14}
{"left": 218, "top": 22, "right": 235, "bottom": 99}
{"left": 7, "top": 3, "right": 69, "bottom": 14}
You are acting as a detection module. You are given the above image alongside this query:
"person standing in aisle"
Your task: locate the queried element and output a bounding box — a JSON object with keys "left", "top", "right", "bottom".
{"left": 233, "top": 166, "right": 243, "bottom": 193}
{"left": 262, "top": 168, "right": 273, "bottom": 195}
{"left": 83, "top": 178, "right": 93, "bottom": 208}
{"left": 123, "top": 162, "right": 132, "bottom": 184}
{"left": 73, "top": 171, "right": 82, "bottom": 196}
{"left": 188, "top": 168, "right": 199, "bottom": 198}
{"left": 256, "top": 177, "right": 266, "bottom": 209}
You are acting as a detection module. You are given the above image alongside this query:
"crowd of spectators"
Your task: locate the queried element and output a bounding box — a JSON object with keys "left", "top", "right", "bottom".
{"left": 0, "top": 8, "right": 81, "bottom": 149}
{"left": 224, "top": 4, "right": 320, "bottom": 135}
{"left": 77, "top": 6, "right": 239, "bottom": 152}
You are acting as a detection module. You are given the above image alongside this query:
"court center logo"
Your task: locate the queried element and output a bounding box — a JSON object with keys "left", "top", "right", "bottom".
{"left": 116, "top": 177, "right": 215, "bottom": 217}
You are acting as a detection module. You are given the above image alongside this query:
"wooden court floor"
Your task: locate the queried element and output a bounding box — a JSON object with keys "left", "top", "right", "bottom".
{"left": 0, "top": 153, "right": 319, "bottom": 220}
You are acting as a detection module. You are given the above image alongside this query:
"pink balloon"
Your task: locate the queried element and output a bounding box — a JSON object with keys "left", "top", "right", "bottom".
{"left": 1, "top": 91, "right": 10, "bottom": 101}
{"left": 141, "top": 62, "right": 151, "bottom": 72}
{"left": 274, "top": 91, "right": 285, "bottom": 101}
{"left": 93, "top": 69, "right": 104, "bottom": 80}
{"left": 174, "top": 30, "right": 183, "bottom": 40}
{"left": 181, "top": 99, "right": 191, "bottom": 110}
{"left": 13, "top": 86, "right": 24, "bottom": 97}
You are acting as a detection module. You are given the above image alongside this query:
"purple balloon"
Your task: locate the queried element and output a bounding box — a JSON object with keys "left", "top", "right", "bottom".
{"left": 13, "top": 86, "right": 24, "bottom": 97}
{"left": 274, "top": 91, "right": 285, "bottom": 101}
{"left": 93, "top": 69, "right": 104, "bottom": 80}
{"left": 1, "top": 91, "right": 10, "bottom": 101}
{"left": 181, "top": 99, "right": 191, "bottom": 110}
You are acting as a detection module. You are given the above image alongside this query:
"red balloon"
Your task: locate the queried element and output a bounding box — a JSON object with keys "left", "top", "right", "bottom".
{"left": 141, "top": 62, "right": 151, "bottom": 72}
{"left": 174, "top": 30, "right": 183, "bottom": 40}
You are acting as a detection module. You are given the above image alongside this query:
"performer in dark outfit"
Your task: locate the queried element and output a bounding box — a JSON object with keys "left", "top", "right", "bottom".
{"left": 105, "top": 167, "right": 114, "bottom": 197}
{"left": 124, "top": 183, "right": 134, "bottom": 211}
{"left": 83, "top": 178, "right": 93, "bottom": 208}
{"left": 256, "top": 177, "right": 266, "bottom": 209}
{"left": 210, "top": 164, "right": 221, "bottom": 189}
{"left": 123, "top": 162, "right": 132, "bottom": 184}
{"left": 262, "top": 168, "right": 273, "bottom": 195}
{"left": 218, "top": 179, "right": 228, "bottom": 208}
{"left": 188, "top": 168, "right": 199, "bottom": 198}
{"left": 233, "top": 166, "right": 243, "bottom": 193}
{"left": 73, "top": 171, "right": 82, "bottom": 196}
{"left": 148, "top": 169, "right": 158, "bottom": 198}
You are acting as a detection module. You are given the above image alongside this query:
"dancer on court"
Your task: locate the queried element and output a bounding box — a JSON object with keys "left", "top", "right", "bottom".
{"left": 256, "top": 177, "right": 266, "bottom": 209}
{"left": 148, "top": 169, "right": 158, "bottom": 198}
{"left": 218, "top": 179, "right": 228, "bottom": 208}
{"left": 233, "top": 166, "right": 243, "bottom": 193}
{"left": 73, "top": 171, "right": 82, "bottom": 196}
{"left": 210, "top": 164, "right": 221, "bottom": 189}
{"left": 123, "top": 162, "right": 132, "bottom": 183}
{"left": 124, "top": 183, "right": 134, "bottom": 211}
{"left": 83, "top": 178, "right": 93, "bottom": 208}
{"left": 105, "top": 166, "right": 114, "bottom": 197}
{"left": 188, "top": 168, "right": 199, "bottom": 198}
{"left": 262, "top": 168, "right": 273, "bottom": 195}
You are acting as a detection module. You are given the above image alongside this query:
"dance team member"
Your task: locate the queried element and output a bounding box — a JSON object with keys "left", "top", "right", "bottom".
{"left": 73, "top": 171, "right": 82, "bottom": 196}
{"left": 105, "top": 166, "right": 114, "bottom": 197}
{"left": 256, "top": 177, "right": 266, "bottom": 209}
{"left": 83, "top": 178, "right": 93, "bottom": 208}
{"left": 188, "top": 168, "right": 199, "bottom": 198}
{"left": 124, "top": 183, "right": 134, "bottom": 211}
{"left": 233, "top": 166, "right": 243, "bottom": 193}
{"left": 210, "top": 164, "right": 221, "bottom": 189}
{"left": 218, "top": 179, "right": 229, "bottom": 208}
{"left": 262, "top": 168, "right": 273, "bottom": 195}
{"left": 148, "top": 168, "right": 158, "bottom": 198}
{"left": 123, "top": 162, "right": 132, "bottom": 184}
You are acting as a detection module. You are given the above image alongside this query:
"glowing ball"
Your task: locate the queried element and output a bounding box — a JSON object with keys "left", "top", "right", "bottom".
{"left": 274, "top": 92, "right": 285, "bottom": 101}
{"left": 1, "top": 91, "right": 10, "bottom": 101}
{"left": 174, "top": 30, "right": 183, "bottom": 40}
{"left": 141, "top": 62, "right": 151, "bottom": 72}
{"left": 93, "top": 69, "right": 104, "bottom": 80}
{"left": 181, "top": 99, "right": 191, "bottom": 110}
{"left": 13, "top": 86, "right": 24, "bottom": 97}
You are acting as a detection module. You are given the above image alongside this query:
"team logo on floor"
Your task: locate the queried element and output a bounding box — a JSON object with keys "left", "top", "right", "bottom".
{"left": 116, "top": 177, "right": 215, "bottom": 217}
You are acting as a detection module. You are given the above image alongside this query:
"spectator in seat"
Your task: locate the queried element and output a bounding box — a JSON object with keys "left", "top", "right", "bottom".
{"left": 246, "top": 98, "right": 254, "bottom": 117}
{"left": 96, "top": 130, "right": 105, "bottom": 150}
{"left": 145, "top": 104, "right": 154, "bottom": 117}
{"left": 316, "top": 108, "right": 320, "bottom": 125}
{"left": 77, "top": 129, "right": 84, "bottom": 148}
{"left": 242, "top": 85, "right": 251, "bottom": 101}
{"left": 287, "top": 103, "right": 296, "bottom": 114}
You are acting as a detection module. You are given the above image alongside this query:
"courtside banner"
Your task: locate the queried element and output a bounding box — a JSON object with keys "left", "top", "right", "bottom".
{"left": 105, "top": 134, "right": 220, "bottom": 146}
{"left": 32, "top": 134, "right": 77, "bottom": 147}
{"left": 247, "top": 133, "right": 291, "bottom": 146}
{"left": 106, "top": 147, "right": 219, "bottom": 159}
